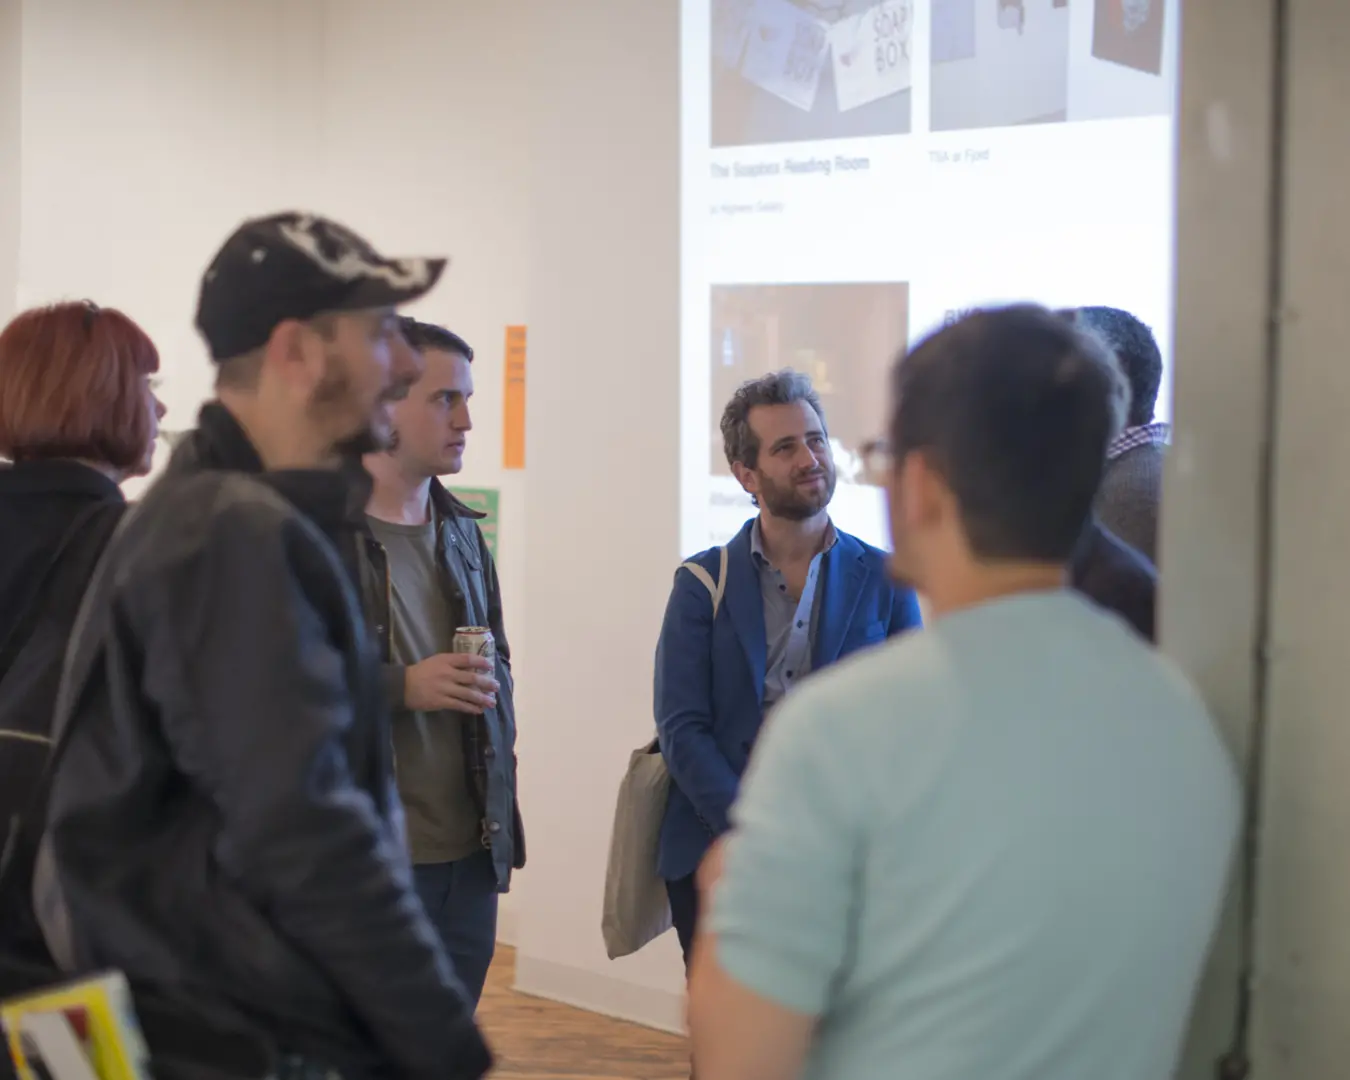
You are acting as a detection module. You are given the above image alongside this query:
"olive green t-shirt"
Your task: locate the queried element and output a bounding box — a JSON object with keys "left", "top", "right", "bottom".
{"left": 367, "top": 516, "right": 482, "bottom": 864}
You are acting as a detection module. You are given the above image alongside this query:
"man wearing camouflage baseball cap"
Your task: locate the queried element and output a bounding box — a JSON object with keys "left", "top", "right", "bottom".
{"left": 34, "top": 212, "right": 493, "bottom": 1079}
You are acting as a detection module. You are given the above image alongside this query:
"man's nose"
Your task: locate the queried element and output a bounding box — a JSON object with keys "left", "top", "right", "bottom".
{"left": 155, "top": 397, "right": 168, "bottom": 421}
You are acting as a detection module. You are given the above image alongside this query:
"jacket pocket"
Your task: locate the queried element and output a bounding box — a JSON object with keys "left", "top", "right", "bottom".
{"left": 440, "top": 529, "right": 489, "bottom": 625}
{"left": 842, "top": 619, "right": 887, "bottom": 652}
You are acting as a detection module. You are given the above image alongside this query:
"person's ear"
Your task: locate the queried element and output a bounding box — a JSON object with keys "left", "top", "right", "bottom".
{"left": 263, "top": 320, "right": 321, "bottom": 390}
{"left": 731, "top": 459, "right": 761, "bottom": 500}
{"left": 901, "top": 451, "right": 947, "bottom": 531}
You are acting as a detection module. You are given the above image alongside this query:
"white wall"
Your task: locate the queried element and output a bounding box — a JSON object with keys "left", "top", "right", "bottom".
{"left": 513, "top": 0, "right": 687, "bottom": 1031}
{"left": 1162, "top": 1, "right": 1274, "bottom": 1073}
{"left": 1165, "top": 1, "right": 1350, "bottom": 1075}
{"left": 14, "top": 0, "right": 327, "bottom": 431}
{"left": 6, "top": 0, "right": 534, "bottom": 933}
{"left": 1248, "top": 1, "right": 1350, "bottom": 1072}
{"left": 931, "top": 0, "right": 1069, "bottom": 131}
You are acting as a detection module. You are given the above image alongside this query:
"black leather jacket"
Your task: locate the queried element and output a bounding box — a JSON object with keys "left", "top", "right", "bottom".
{"left": 356, "top": 480, "right": 524, "bottom": 889}
{"left": 34, "top": 404, "right": 492, "bottom": 1080}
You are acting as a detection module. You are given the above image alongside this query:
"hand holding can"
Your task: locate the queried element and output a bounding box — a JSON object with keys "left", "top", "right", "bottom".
{"left": 403, "top": 629, "right": 497, "bottom": 714}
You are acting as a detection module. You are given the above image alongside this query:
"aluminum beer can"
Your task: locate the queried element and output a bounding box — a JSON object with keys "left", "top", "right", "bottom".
{"left": 452, "top": 626, "right": 495, "bottom": 664}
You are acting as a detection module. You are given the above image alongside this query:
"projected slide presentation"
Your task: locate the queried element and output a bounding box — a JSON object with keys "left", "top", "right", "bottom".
{"left": 681, "top": 0, "right": 1179, "bottom": 553}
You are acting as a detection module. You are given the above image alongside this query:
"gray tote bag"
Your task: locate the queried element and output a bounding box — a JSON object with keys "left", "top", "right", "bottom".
{"left": 601, "top": 546, "right": 727, "bottom": 960}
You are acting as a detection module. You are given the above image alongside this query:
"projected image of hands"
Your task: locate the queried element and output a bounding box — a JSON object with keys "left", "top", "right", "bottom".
{"left": 712, "top": 0, "right": 914, "bottom": 149}
{"left": 710, "top": 282, "right": 909, "bottom": 483}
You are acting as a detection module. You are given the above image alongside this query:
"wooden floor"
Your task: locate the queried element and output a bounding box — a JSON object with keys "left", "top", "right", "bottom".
{"left": 477, "top": 948, "right": 688, "bottom": 1079}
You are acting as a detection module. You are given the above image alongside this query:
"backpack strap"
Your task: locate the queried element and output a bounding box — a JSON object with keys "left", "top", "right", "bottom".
{"left": 0, "top": 504, "right": 134, "bottom": 893}
{"left": 680, "top": 545, "right": 728, "bottom": 618}
{"left": 0, "top": 503, "right": 107, "bottom": 688}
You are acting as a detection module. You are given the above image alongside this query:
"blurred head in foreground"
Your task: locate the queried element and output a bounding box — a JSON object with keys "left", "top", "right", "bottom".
{"left": 197, "top": 212, "right": 445, "bottom": 464}
{"left": 0, "top": 301, "right": 165, "bottom": 479}
{"left": 883, "top": 304, "right": 1117, "bottom": 609}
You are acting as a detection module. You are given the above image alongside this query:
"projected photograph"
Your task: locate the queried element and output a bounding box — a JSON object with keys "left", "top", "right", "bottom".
{"left": 709, "top": 282, "right": 910, "bottom": 484}
{"left": 1091, "top": 0, "right": 1165, "bottom": 76}
{"left": 711, "top": 0, "right": 913, "bottom": 149}
{"left": 930, "top": 0, "right": 1070, "bottom": 131}
{"left": 1065, "top": 0, "right": 1172, "bottom": 122}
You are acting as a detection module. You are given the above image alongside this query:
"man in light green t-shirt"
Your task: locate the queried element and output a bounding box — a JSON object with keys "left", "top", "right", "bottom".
{"left": 687, "top": 305, "right": 1240, "bottom": 1080}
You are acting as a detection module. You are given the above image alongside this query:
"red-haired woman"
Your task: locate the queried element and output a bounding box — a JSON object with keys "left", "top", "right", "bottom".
{"left": 0, "top": 300, "right": 165, "bottom": 962}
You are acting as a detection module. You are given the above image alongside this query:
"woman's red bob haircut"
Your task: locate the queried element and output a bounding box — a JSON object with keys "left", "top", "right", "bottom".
{"left": 0, "top": 301, "right": 160, "bottom": 470}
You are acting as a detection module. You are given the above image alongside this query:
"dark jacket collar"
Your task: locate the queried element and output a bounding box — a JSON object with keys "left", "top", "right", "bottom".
{"left": 357, "top": 477, "right": 482, "bottom": 559}
{"left": 730, "top": 513, "right": 858, "bottom": 561}
{"left": 171, "top": 401, "right": 370, "bottom": 534}
{"left": 173, "top": 401, "right": 265, "bottom": 475}
{"left": 428, "top": 477, "right": 486, "bottom": 521}
{"left": 0, "top": 459, "right": 124, "bottom": 502}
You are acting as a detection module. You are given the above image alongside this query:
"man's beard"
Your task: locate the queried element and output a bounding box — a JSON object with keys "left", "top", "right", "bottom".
{"left": 333, "top": 427, "right": 384, "bottom": 458}
{"left": 757, "top": 465, "right": 836, "bottom": 521}
{"left": 312, "top": 352, "right": 396, "bottom": 458}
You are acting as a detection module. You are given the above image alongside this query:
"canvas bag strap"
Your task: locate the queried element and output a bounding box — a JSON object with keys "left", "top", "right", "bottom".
{"left": 647, "top": 546, "right": 729, "bottom": 756}
{"left": 679, "top": 545, "right": 727, "bottom": 618}
{"left": 0, "top": 506, "right": 135, "bottom": 890}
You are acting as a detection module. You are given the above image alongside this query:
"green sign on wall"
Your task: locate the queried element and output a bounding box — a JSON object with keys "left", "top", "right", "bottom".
{"left": 450, "top": 487, "right": 500, "bottom": 559}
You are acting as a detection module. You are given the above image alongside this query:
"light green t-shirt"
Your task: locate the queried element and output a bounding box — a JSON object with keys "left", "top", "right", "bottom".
{"left": 710, "top": 590, "right": 1240, "bottom": 1080}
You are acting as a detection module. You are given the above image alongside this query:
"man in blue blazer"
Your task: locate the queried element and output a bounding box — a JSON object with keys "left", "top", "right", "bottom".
{"left": 654, "top": 370, "right": 923, "bottom": 964}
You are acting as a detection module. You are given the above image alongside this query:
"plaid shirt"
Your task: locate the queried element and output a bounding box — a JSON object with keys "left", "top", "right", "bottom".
{"left": 1107, "top": 421, "right": 1171, "bottom": 461}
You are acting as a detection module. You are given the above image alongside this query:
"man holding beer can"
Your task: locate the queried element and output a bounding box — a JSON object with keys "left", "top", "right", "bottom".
{"left": 360, "top": 317, "right": 522, "bottom": 1006}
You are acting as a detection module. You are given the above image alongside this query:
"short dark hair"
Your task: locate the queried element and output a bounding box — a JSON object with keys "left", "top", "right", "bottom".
{"left": 214, "top": 349, "right": 263, "bottom": 391}
{"left": 890, "top": 304, "right": 1115, "bottom": 563}
{"left": 1051, "top": 308, "right": 1131, "bottom": 441}
{"left": 720, "top": 369, "right": 826, "bottom": 470}
{"left": 1072, "top": 306, "right": 1162, "bottom": 427}
{"left": 398, "top": 315, "right": 473, "bottom": 361}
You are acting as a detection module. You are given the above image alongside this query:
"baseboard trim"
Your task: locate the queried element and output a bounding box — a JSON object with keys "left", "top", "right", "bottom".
{"left": 513, "top": 954, "right": 686, "bottom": 1036}
{"left": 496, "top": 904, "right": 518, "bottom": 948}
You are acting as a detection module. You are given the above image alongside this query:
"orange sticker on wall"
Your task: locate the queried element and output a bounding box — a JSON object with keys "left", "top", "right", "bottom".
{"left": 503, "top": 325, "right": 527, "bottom": 469}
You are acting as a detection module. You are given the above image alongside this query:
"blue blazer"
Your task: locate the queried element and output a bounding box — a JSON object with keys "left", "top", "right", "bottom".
{"left": 653, "top": 518, "right": 923, "bottom": 882}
